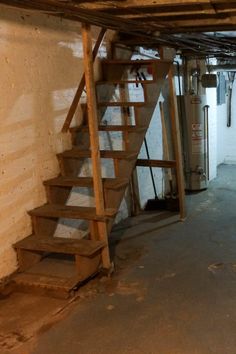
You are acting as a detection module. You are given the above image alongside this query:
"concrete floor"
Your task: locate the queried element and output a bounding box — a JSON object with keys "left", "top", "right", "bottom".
{"left": 2, "top": 164, "right": 236, "bottom": 354}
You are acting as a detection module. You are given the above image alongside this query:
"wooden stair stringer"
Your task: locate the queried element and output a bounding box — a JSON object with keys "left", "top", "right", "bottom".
{"left": 104, "top": 60, "right": 172, "bottom": 233}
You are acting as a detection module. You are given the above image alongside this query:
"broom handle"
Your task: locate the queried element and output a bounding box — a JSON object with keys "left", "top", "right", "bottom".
{"left": 159, "top": 102, "right": 173, "bottom": 193}
{"left": 144, "top": 137, "right": 158, "bottom": 199}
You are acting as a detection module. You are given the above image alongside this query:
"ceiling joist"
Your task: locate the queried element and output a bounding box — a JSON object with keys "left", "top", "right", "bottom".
{"left": 0, "top": 0, "right": 236, "bottom": 58}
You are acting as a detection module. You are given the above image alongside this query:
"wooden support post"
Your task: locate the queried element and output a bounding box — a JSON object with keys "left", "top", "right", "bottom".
{"left": 168, "top": 66, "right": 186, "bottom": 221}
{"left": 82, "top": 23, "right": 111, "bottom": 269}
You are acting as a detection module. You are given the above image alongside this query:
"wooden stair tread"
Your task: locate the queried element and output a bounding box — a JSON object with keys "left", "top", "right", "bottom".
{"left": 29, "top": 204, "right": 116, "bottom": 221}
{"left": 96, "top": 80, "right": 154, "bottom": 85}
{"left": 44, "top": 176, "right": 129, "bottom": 189}
{"left": 59, "top": 149, "right": 138, "bottom": 160}
{"left": 13, "top": 257, "right": 82, "bottom": 295}
{"left": 14, "top": 234, "right": 106, "bottom": 256}
{"left": 70, "top": 125, "right": 146, "bottom": 133}
{"left": 98, "top": 101, "right": 145, "bottom": 107}
{"left": 101, "top": 59, "right": 170, "bottom": 65}
{"left": 14, "top": 272, "right": 77, "bottom": 292}
{"left": 136, "top": 159, "right": 176, "bottom": 168}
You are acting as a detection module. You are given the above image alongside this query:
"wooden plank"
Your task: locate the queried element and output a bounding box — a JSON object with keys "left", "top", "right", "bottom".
{"left": 77, "top": 125, "right": 146, "bottom": 132}
{"left": 16, "top": 249, "right": 42, "bottom": 272}
{"left": 98, "top": 101, "right": 145, "bottom": 107}
{"left": 2, "top": 0, "right": 236, "bottom": 48}
{"left": 13, "top": 257, "right": 81, "bottom": 298}
{"left": 136, "top": 159, "right": 176, "bottom": 168}
{"left": 82, "top": 23, "right": 110, "bottom": 269}
{"left": 101, "top": 59, "right": 171, "bottom": 65}
{"left": 100, "top": 60, "right": 172, "bottom": 234}
{"left": 44, "top": 176, "right": 129, "bottom": 189}
{"left": 62, "top": 28, "right": 106, "bottom": 133}
{"left": 75, "top": 252, "right": 101, "bottom": 281}
{"left": 168, "top": 66, "right": 186, "bottom": 221}
{"left": 14, "top": 235, "right": 106, "bottom": 256}
{"left": 59, "top": 149, "right": 138, "bottom": 159}
{"left": 29, "top": 204, "right": 116, "bottom": 220}
{"left": 110, "top": 4, "right": 217, "bottom": 18}
{"left": 96, "top": 80, "right": 155, "bottom": 84}
{"left": 13, "top": 272, "right": 75, "bottom": 296}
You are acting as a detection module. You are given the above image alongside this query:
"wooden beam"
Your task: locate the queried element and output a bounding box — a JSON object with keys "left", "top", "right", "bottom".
{"left": 2, "top": 1, "right": 236, "bottom": 60}
{"left": 136, "top": 159, "right": 176, "bottom": 168}
{"left": 168, "top": 66, "right": 186, "bottom": 221}
{"left": 62, "top": 28, "right": 106, "bottom": 133}
{"left": 81, "top": 23, "right": 110, "bottom": 269}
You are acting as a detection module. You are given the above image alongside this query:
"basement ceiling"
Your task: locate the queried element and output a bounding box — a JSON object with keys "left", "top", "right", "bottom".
{"left": 1, "top": 0, "right": 236, "bottom": 58}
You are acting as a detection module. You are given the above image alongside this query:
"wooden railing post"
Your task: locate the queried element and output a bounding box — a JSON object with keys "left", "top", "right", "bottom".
{"left": 62, "top": 27, "right": 106, "bottom": 133}
{"left": 168, "top": 65, "right": 186, "bottom": 221}
{"left": 82, "top": 23, "right": 111, "bottom": 269}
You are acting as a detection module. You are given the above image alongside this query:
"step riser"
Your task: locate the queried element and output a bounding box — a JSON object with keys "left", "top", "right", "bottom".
{"left": 13, "top": 282, "right": 72, "bottom": 299}
{"left": 45, "top": 185, "right": 71, "bottom": 205}
{"left": 71, "top": 130, "right": 145, "bottom": 146}
{"left": 102, "top": 63, "right": 128, "bottom": 82}
{"left": 58, "top": 155, "right": 135, "bottom": 179}
{"left": 101, "top": 62, "right": 156, "bottom": 82}
{"left": 75, "top": 251, "right": 101, "bottom": 281}
{"left": 71, "top": 133, "right": 143, "bottom": 153}
{"left": 16, "top": 249, "right": 43, "bottom": 272}
{"left": 14, "top": 251, "right": 103, "bottom": 298}
{"left": 45, "top": 184, "right": 127, "bottom": 208}
{"left": 58, "top": 156, "right": 86, "bottom": 178}
{"left": 31, "top": 216, "right": 58, "bottom": 237}
{"left": 16, "top": 248, "right": 102, "bottom": 276}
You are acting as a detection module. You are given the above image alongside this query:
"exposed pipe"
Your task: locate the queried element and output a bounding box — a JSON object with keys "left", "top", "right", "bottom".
{"left": 227, "top": 72, "right": 235, "bottom": 128}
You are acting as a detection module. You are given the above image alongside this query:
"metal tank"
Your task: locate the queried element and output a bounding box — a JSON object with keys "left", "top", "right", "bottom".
{"left": 181, "top": 94, "right": 209, "bottom": 191}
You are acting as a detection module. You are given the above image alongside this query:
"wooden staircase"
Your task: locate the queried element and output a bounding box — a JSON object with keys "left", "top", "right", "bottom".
{"left": 12, "top": 25, "right": 185, "bottom": 298}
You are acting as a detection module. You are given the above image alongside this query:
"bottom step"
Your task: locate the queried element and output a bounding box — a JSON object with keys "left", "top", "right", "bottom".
{"left": 12, "top": 256, "right": 96, "bottom": 299}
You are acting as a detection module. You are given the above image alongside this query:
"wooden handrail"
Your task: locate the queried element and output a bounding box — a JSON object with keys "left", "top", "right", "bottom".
{"left": 61, "top": 27, "right": 106, "bottom": 133}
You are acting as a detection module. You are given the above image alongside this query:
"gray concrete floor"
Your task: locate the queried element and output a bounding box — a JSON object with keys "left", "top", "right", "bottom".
{"left": 2, "top": 164, "right": 236, "bottom": 354}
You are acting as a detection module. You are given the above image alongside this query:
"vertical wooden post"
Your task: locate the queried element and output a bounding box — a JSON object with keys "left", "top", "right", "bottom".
{"left": 168, "top": 65, "right": 186, "bottom": 221}
{"left": 82, "top": 23, "right": 111, "bottom": 269}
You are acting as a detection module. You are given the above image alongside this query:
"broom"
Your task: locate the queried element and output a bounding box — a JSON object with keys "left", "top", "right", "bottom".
{"left": 159, "top": 102, "right": 179, "bottom": 211}
{"left": 133, "top": 70, "right": 166, "bottom": 211}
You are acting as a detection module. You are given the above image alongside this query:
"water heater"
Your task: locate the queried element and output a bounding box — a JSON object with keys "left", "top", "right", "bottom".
{"left": 181, "top": 94, "right": 209, "bottom": 191}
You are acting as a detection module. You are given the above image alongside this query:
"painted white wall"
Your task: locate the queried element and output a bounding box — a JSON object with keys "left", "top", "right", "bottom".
{"left": 217, "top": 78, "right": 236, "bottom": 165}
{"left": 206, "top": 87, "right": 217, "bottom": 180}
